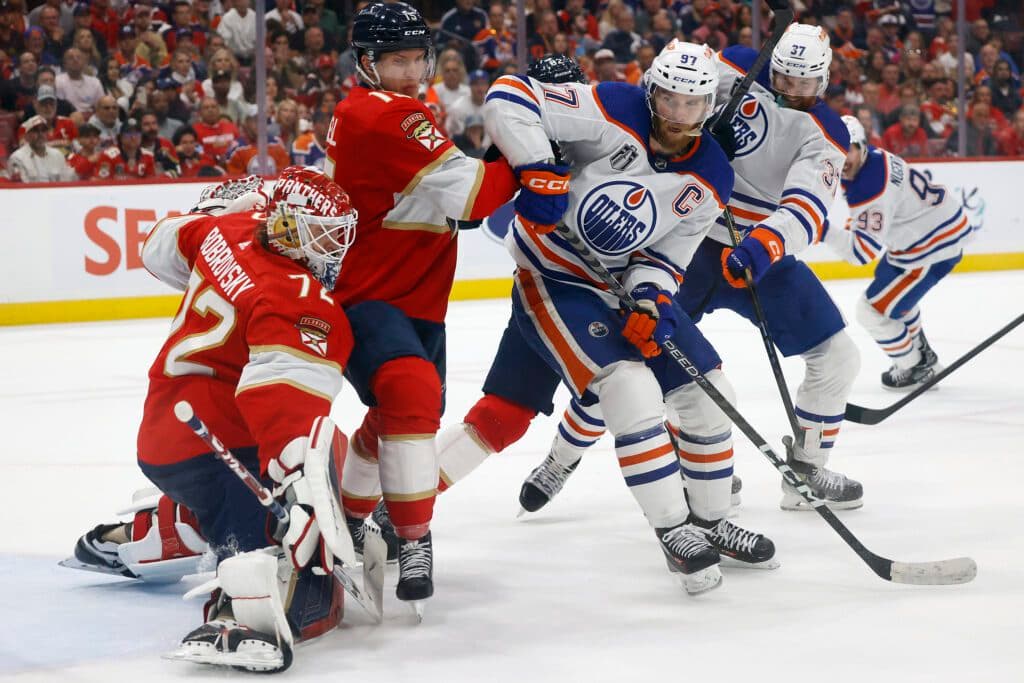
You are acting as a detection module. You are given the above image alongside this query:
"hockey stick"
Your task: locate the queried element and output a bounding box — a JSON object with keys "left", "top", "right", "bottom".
{"left": 722, "top": 207, "right": 803, "bottom": 445}
{"left": 845, "top": 312, "right": 1024, "bottom": 425}
{"left": 709, "top": 0, "right": 793, "bottom": 131}
{"left": 552, "top": 223, "right": 976, "bottom": 585}
{"left": 173, "top": 401, "right": 385, "bottom": 623}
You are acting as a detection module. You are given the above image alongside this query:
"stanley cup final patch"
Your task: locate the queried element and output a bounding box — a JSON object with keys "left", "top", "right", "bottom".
{"left": 296, "top": 315, "right": 331, "bottom": 357}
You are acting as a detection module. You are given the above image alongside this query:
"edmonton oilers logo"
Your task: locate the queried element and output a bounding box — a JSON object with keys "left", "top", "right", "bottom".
{"left": 575, "top": 181, "right": 658, "bottom": 256}
{"left": 731, "top": 94, "right": 769, "bottom": 158}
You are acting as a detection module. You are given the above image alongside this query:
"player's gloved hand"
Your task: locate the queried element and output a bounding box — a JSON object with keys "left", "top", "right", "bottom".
{"left": 621, "top": 284, "right": 677, "bottom": 358}
{"left": 721, "top": 226, "right": 785, "bottom": 288}
{"left": 191, "top": 175, "right": 268, "bottom": 215}
{"left": 705, "top": 116, "right": 737, "bottom": 161}
{"left": 514, "top": 162, "right": 571, "bottom": 235}
{"left": 268, "top": 437, "right": 332, "bottom": 574}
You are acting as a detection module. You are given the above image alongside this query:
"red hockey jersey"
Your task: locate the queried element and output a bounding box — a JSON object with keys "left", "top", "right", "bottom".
{"left": 324, "top": 85, "right": 518, "bottom": 323}
{"left": 137, "top": 211, "right": 353, "bottom": 472}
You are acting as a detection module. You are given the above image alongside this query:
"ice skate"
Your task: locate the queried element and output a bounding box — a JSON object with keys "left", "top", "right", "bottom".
{"left": 688, "top": 515, "right": 779, "bottom": 569}
{"left": 165, "top": 617, "right": 292, "bottom": 673}
{"left": 396, "top": 532, "right": 433, "bottom": 621}
{"left": 518, "top": 452, "right": 580, "bottom": 515}
{"left": 655, "top": 523, "right": 722, "bottom": 595}
{"left": 60, "top": 523, "right": 136, "bottom": 578}
{"left": 346, "top": 501, "right": 399, "bottom": 564}
{"left": 781, "top": 436, "right": 863, "bottom": 511}
{"left": 882, "top": 331, "right": 940, "bottom": 391}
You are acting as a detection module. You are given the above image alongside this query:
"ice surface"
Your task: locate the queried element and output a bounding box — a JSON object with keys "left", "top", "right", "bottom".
{"left": 2, "top": 272, "right": 1022, "bottom": 682}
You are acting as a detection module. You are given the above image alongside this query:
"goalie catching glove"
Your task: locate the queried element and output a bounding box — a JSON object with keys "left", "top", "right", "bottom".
{"left": 621, "top": 284, "right": 678, "bottom": 358}
{"left": 190, "top": 175, "right": 269, "bottom": 216}
{"left": 268, "top": 417, "right": 356, "bottom": 573}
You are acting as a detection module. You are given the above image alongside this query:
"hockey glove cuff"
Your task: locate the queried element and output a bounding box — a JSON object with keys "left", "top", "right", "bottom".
{"left": 622, "top": 284, "right": 677, "bottom": 358}
{"left": 514, "top": 162, "right": 571, "bottom": 235}
{"left": 268, "top": 437, "right": 332, "bottom": 574}
{"left": 721, "top": 227, "right": 785, "bottom": 288}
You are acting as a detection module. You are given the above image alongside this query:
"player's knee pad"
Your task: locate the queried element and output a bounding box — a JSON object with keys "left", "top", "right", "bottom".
{"left": 664, "top": 368, "right": 735, "bottom": 439}
{"left": 802, "top": 331, "right": 860, "bottom": 398}
{"left": 463, "top": 393, "right": 537, "bottom": 453}
{"left": 593, "top": 361, "right": 665, "bottom": 437}
{"left": 118, "top": 491, "right": 209, "bottom": 583}
{"left": 370, "top": 356, "right": 442, "bottom": 436}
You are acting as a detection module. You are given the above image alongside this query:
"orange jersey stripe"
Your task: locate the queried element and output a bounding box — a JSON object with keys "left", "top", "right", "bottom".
{"left": 894, "top": 216, "right": 969, "bottom": 256}
{"left": 565, "top": 413, "right": 605, "bottom": 438}
{"left": 823, "top": 427, "right": 841, "bottom": 437}
{"left": 523, "top": 223, "right": 607, "bottom": 289}
{"left": 872, "top": 269, "right": 923, "bottom": 314}
{"left": 781, "top": 196, "right": 824, "bottom": 235}
{"left": 518, "top": 270, "right": 595, "bottom": 395}
{"left": 494, "top": 76, "right": 539, "bottom": 104}
{"left": 618, "top": 442, "right": 674, "bottom": 467}
{"left": 678, "top": 448, "right": 733, "bottom": 464}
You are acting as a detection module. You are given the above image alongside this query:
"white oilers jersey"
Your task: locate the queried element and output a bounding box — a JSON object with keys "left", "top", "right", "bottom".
{"left": 483, "top": 77, "right": 733, "bottom": 303}
{"left": 713, "top": 46, "right": 849, "bottom": 253}
{"left": 825, "top": 147, "right": 976, "bottom": 268}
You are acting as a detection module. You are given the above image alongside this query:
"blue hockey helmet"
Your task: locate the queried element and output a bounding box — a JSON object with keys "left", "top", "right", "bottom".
{"left": 352, "top": 2, "right": 435, "bottom": 89}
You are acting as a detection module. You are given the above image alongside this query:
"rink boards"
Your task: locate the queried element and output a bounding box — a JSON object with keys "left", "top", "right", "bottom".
{"left": 1, "top": 158, "right": 1022, "bottom": 326}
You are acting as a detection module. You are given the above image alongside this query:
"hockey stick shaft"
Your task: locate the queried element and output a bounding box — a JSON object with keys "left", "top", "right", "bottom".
{"left": 173, "top": 400, "right": 383, "bottom": 620}
{"left": 845, "top": 312, "right": 1024, "bottom": 425}
{"left": 722, "top": 208, "right": 803, "bottom": 444}
{"left": 552, "top": 223, "right": 975, "bottom": 585}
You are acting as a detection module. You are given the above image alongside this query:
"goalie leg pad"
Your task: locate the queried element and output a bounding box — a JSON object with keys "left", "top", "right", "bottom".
{"left": 117, "top": 494, "right": 210, "bottom": 582}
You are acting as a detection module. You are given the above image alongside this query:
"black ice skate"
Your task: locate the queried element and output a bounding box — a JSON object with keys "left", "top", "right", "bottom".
{"left": 166, "top": 618, "right": 292, "bottom": 673}
{"left": 654, "top": 523, "right": 722, "bottom": 595}
{"left": 780, "top": 436, "right": 863, "bottom": 511}
{"left": 59, "top": 523, "right": 136, "bottom": 578}
{"left": 346, "top": 501, "right": 399, "bottom": 564}
{"left": 518, "top": 452, "right": 580, "bottom": 514}
{"left": 396, "top": 532, "right": 434, "bottom": 621}
{"left": 688, "top": 515, "right": 779, "bottom": 569}
{"left": 882, "top": 333, "right": 940, "bottom": 391}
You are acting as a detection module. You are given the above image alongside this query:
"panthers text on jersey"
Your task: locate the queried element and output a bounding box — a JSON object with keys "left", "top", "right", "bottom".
{"left": 137, "top": 211, "right": 353, "bottom": 472}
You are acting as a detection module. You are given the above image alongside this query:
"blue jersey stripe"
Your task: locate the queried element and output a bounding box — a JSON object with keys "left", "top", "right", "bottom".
{"left": 732, "top": 190, "right": 778, "bottom": 211}
{"left": 780, "top": 205, "right": 815, "bottom": 243}
{"left": 681, "top": 465, "right": 734, "bottom": 480}
{"left": 902, "top": 208, "right": 963, "bottom": 251}
{"left": 888, "top": 228, "right": 972, "bottom": 265}
{"left": 795, "top": 406, "right": 844, "bottom": 423}
{"left": 615, "top": 424, "right": 667, "bottom": 448}
{"left": 485, "top": 91, "right": 540, "bottom": 117}
{"left": 569, "top": 401, "right": 605, "bottom": 427}
{"left": 624, "top": 460, "right": 681, "bottom": 487}
{"left": 558, "top": 424, "right": 595, "bottom": 449}
{"left": 782, "top": 187, "right": 828, "bottom": 218}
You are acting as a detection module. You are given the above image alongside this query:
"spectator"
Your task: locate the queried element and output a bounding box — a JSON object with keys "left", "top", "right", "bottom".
{"left": 290, "top": 108, "right": 329, "bottom": 169}
{"left": 691, "top": 3, "right": 729, "bottom": 52}
{"left": 226, "top": 108, "right": 289, "bottom": 175}
{"left": 634, "top": 0, "right": 662, "bottom": 37}
{"left": 528, "top": 10, "right": 559, "bottom": 62}
{"left": 69, "top": 27, "right": 103, "bottom": 74}
{"left": 172, "top": 125, "right": 217, "bottom": 177}
{"left": 854, "top": 105, "right": 886, "bottom": 148}
{"left": 32, "top": 66, "right": 74, "bottom": 116}
{"left": 18, "top": 84, "right": 76, "bottom": 154}
{"left": 163, "top": 48, "right": 203, "bottom": 108}
{"left": 7, "top": 115, "right": 75, "bottom": 181}
{"left": 192, "top": 96, "right": 238, "bottom": 163}
{"left": 969, "top": 85, "right": 1008, "bottom": 132}
{"left": 447, "top": 69, "right": 488, "bottom": 138}
{"left": 735, "top": 25, "right": 753, "bottom": 49}
{"left": 112, "top": 26, "right": 145, "bottom": 70}
{"left": 474, "top": 2, "right": 515, "bottom": 72}
{"left": 987, "top": 60, "right": 1021, "bottom": 119}
{"left": 877, "top": 14, "right": 904, "bottom": 60}
{"left": 23, "top": 27, "right": 59, "bottom": 67}
{"left": 266, "top": 0, "right": 303, "bottom": 38}
{"left": 602, "top": 6, "right": 642, "bottom": 63}
{"left": 1, "top": 52, "right": 38, "bottom": 116}
{"left": 997, "top": 110, "right": 1024, "bottom": 157}
{"left": 37, "top": 4, "right": 67, "bottom": 56}
{"left": 875, "top": 62, "right": 902, "bottom": 117}
{"left": 946, "top": 102, "right": 999, "bottom": 157}
{"left": 55, "top": 47, "right": 103, "bottom": 114}
{"left": 98, "top": 56, "right": 133, "bottom": 112}
{"left": 163, "top": 1, "right": 207, "bottom": 54}
{"left": 147, "top": 87, "right": 184, "bottom": 140}
{"left": 27, "top": 0, "right": 72, "bottom": 37}
{"left": 0, "top": 1, "right": 26, "bottom": 57}
{"left": 96, "top": 118, "right": 155, "bottom": 179}
{"left": 270, "top": 97, "right": 299, "bottom": 149}
{"left": 87, "top": 94, "right": 121, "bottom": 147}
{"left": 442, "top": 0, "right": 489, "bottom": 44}
{"left": 208, "top": 68, "right": 246, "bottom": 123}
{"left": 883, "top": 84, "right": 925, "bottom": 130}
{"left": 568, "top": 10, "right": 602, "bottom": 56}
{"left": 592, "top": 48, "right": 622, "bottom": 83}
{"left": 131, "top": 4, "right": 170, "bottom": 68}
{"left": 300, "top": 26, "right": 327, "bottom": 70}
{"left": 974, "top": 43, "right": 999, "bottom": 85}
{"left": 427, "top": 53, "right": 470, "bottom": 112}
{"left": 965, "top": 18, "right": 990, "bottom": 56}
{"left": 452, "top": 112, "right": 486, "bottom": 158}
{"left": 883, "top": 104, "right": 929, "bottom": 157}
{"left": 66, "top": 121, "right": 101, "bottom": 178}
{"left": 217, "top": 0, "right": 256, "bottom": 62}
{"left": 920, "top": 77, "right": 955, "bottom": 139}
{"left": 139, "top": 110, "right": 179, "bottom": 175}
{"left": 559, "top": 0, "right": 599, "bottom": 40}
{"left": 305, "top": 0, "right": 340, "bottom": 44}
{"left": 824, "top": 84, "right": 851, "bottom": 117}
{"left": 202, "top": 48, "right": 243, "bottom": 101}
{"left": 88, "top": 0, "right": 120, "bottom": 50}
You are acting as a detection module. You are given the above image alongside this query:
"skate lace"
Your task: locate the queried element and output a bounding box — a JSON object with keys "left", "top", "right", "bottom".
{"left": 399, "top": 539, "right": 432, "bottom": 579}
{"left": 811, "top": 466, "right": 848, "bottom": 494}
{"left": 711, "top": 520, "right": 760, "bottom": 555}
{"left": 661, "top": 525, "right": 710, "bottom": 558}
{"left": 887, "top": 365, "right": 912, "bottom": 382}
{"left": 528, "top": 455, "right": 575, "bottom": 496}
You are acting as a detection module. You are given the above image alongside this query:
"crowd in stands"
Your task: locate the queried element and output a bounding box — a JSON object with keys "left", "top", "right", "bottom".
{"left": 1, "top": 0, "right": 1022, "bottom": 183}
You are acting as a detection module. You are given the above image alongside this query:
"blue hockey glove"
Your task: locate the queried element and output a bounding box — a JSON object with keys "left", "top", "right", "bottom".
{"left": 721, "top": 227, "right": 785, "bottom": 288}
{"left": 514, "top": 162, "right": 571, "bottom": 235}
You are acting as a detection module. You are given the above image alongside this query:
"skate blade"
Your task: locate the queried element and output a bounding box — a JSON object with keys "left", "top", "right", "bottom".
{"left": 516, "top": 507, "right": 528, "bottom": 519}
{"left": 719, "top": 555, "right": 781, "bottom": 570}
{"left": 780, "top": 495, "right": 863, "bottom": 512}
{"left": 162, "top": 647, "right": 285, "bottom": 673}
{"left": 405, "top": 600, "right": 426, "bottom": 623}
{"left": 675, "top": 565, "right": 723, "bottom": 595}
{"left": 58, "top": 557, "right": 133, "bottom": 578}
{"left": 361, "top": 530, "right": 387, "bottom": 624}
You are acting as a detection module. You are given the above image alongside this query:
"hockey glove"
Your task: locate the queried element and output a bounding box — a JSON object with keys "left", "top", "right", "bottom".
{"left": 268, "top": 437, "right": 333, "bottom": 573}
{"left": 721, "top": 227, "right": 785, "bottom": 288}
{"left": 705, "top": 116, "right": 737, "bottom": 161}
{"left": 621, "top": 284, "right": 677, "bottom": 358}
{"left": 514, "top": 162, "right": 571, "bottom": 236}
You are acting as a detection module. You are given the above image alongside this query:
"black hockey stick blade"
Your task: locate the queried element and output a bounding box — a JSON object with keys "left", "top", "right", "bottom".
{"left": 845, "top": 312, "right": 1024, "bottom": 425}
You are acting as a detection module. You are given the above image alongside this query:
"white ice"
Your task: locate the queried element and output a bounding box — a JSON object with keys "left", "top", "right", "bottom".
{"left": 2, "top": 272, "right": 1022, "bottom": 682}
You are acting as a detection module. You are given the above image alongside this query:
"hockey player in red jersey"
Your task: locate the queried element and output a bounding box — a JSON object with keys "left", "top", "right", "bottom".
{"left": 65, "top": 168, "right": 361, "bottom": 672}
{"left": 323, "top": 2, "right": 520, "bottom": 611}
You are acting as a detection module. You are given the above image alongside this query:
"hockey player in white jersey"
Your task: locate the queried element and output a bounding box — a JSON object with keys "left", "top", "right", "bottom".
{"left": 821, "top": 115, "right": 980, "bottom": 390}
{"left": 522, "top": 24, "right": 865, "bottom": 514}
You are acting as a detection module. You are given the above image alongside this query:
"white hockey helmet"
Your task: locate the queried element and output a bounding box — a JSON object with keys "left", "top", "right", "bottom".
{"left": 841, "top": 115, "right": 867, "bottom": 150}
{"left": 643, "top": 39, "right": 719, "bottom": 126}
{"left": 771, "top": 23, "right": 832, "bottom": 97}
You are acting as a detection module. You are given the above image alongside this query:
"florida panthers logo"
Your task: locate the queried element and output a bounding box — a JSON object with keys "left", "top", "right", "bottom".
{"left": 576, "top": 181, "right": 658, "bottom": 255}
{"left": 730, "top": 95, "right": 769, "bottom": 158}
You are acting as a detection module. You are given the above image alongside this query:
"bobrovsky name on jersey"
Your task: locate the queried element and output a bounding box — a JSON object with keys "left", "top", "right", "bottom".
{"left": 576, "top": 181, "right": 659, "bottom": 255}
{"left": 730, "top": 95, "right": 769, "bottom": 158}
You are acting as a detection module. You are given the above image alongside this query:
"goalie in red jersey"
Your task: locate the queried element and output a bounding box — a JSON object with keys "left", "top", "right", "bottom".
{"left": 323, "top": 1, "right": 521, "bottom": 614}
{"left": 63, "top": 169, "right": 362, "bottom": 673}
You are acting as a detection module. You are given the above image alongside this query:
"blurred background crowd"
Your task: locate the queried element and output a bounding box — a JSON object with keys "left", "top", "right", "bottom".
{"left": 0, "top": 0, "right": 1021, "bottom": 183}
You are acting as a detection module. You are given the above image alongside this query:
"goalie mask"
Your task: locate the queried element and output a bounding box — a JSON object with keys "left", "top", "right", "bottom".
{"left": 266, "top": 166, "right": 358, "bottom": 289}
{"left": 643, "top": 40, "right": 719, "bottom": 129}
{"left": 771, "top": 24, "right": 832, "bottom": 98}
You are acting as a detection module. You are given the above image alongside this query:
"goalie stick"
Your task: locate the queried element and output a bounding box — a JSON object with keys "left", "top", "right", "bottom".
{"left": 173, "top": 401, "right": 385, "bottom": 623}
{"left": 552, "top": 223, "right": 976, "bottom": 586}
{"left": 845, "top": 312, "right": 1024, "bottom": 425}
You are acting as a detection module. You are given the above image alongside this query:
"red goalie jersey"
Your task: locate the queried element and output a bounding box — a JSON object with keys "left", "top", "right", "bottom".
{"left": 137, "top": 210, "right": 354, "bottom": 472}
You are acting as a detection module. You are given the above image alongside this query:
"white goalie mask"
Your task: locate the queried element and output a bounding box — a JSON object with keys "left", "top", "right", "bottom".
{"left": 643, "top": 39, "right": 719, "bottom": 128}
{"left": 771, "top": 23, "right": 832, "bottom": 98}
